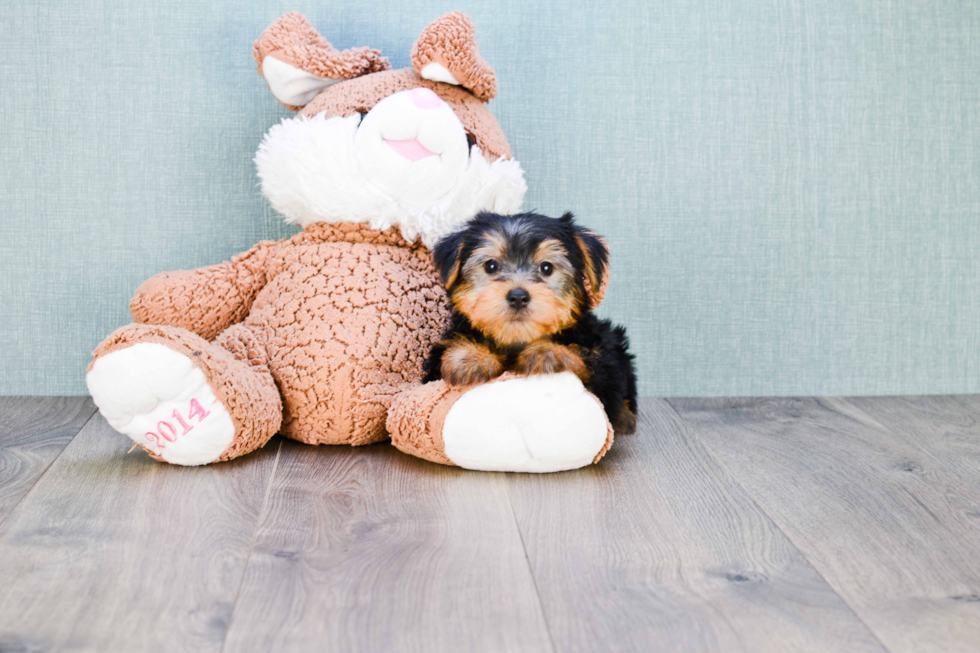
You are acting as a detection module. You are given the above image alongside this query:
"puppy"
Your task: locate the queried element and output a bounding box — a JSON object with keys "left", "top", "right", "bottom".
{"left": 423, "top": 211, "right": 638, "bottom": 434}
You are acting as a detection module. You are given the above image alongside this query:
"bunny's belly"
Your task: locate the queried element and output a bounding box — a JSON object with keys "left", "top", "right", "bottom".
{"left": 246, "top": 242, "right": 449, "bottom": 445}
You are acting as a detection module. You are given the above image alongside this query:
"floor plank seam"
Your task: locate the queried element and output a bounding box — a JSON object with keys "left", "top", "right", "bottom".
{"left": 0, "top": 401, "right": 99, "bottom": 532}
{"left": 833, "top": 396, "right": 959, "bottom": 468}
{"left": 829, "top": 397, "right": 893, "bottom": 433}
{"left": 661, "top": 398, "right": 897, "bottom": 653}
{"left": 504, "top": 478, "right": 559, "bottom": 653}
{"left": 220, "top": 439, "right": 283, "bottom": 653}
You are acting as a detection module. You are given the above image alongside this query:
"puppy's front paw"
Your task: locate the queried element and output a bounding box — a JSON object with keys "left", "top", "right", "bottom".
{"left": 515, "top": 341, "right": 588, "bottom": 380}
{"left": 441, "top": 340, "right": 504, "bottom": 387}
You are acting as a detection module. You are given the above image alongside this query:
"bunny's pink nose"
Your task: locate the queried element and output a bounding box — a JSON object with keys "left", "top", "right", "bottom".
{"left": 409, "top": 87, "right": 442, "bottom": 109}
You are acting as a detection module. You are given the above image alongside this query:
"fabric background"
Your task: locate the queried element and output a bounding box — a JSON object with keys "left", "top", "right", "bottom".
{"left": 1, "top": 0, "right": 978, "bottom": 397}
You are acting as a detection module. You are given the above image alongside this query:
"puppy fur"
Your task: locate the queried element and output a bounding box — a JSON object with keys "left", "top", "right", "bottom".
{"left": 423, "top": 211, "right": 638, "bottom": 434}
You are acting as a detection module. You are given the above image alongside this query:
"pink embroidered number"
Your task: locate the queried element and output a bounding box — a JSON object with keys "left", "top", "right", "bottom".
{"left": 143, "top": 398, "right": 211, "bottom": 450}
{"left": 187, "top": 398, "right": 211, "bottom": 422}
{"left": 158, "top": 421, "right": 178, "bottom": 442}
{"left": 172, "top": 409, "right": 193, "bottom": 435}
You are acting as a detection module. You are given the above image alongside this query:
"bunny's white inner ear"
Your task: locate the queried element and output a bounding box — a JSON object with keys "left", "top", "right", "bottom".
{"left": 420, "top": 62, "right": 459, "bottom": 86}
{"left": 262, "top": 56, "right": 340, "bottom": 106}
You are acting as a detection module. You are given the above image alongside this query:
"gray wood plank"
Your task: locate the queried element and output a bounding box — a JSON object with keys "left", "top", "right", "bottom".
{"left": 846, "top": 395, "right": 980, "bottom": 501}
{"left": 670, "top": 397, "right": 980, "bottom": 653}
{"left": 506, "top": 398, "right": 887, "bottom": 653}
{"left": 0, "top": 396, "right": 96, "bottom": 524}
{"left": 223, "top": 440, "right": 554, "bottom": 653}
{"left": 0, "top": 414, "right": 281, "bottom": 653}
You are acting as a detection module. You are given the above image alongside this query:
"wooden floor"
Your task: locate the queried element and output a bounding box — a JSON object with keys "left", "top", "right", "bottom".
{"left": 0, "top": 397, "right": 978, "bottom": 652}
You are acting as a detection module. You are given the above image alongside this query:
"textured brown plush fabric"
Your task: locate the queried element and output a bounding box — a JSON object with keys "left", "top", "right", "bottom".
{"left": 253, "top": 12, "right": 390, "bottom": 109}
{"left": 111, "top": 223, "right": 450, "bottom": 450}
{"left": 299, "top": 68, "right": 512, "bottom": 162}
{"left": 130, "top": 240, "right": 279, "bottom": 341}
{"left": 411, "top": 12, "right": 498, "bottom": 101}
{"left": 387, "top": 380, "right": 462, "bottom": 466}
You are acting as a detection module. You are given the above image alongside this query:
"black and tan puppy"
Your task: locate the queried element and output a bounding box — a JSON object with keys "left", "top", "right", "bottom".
{"left": 423, "top": 211, "right": 638, "bottom": 434}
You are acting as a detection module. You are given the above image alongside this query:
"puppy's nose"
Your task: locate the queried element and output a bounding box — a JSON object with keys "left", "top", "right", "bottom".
{"left": 409, "top": 87, "right": 442, "bottom": 109}
{"left": 506, "top": 288, "right": 531, "bottom": 309}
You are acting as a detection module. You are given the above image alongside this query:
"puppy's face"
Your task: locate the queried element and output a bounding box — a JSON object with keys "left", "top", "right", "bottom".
{"left": 434, "top": 212, "right": 609, "bottom": 346}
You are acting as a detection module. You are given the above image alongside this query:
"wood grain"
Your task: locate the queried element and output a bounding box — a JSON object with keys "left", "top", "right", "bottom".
{"left": 670, "top": 397, "right": 980, "bottom": 653}
{"left": 506, "top": 398, "right": 886, "bottom": 653}
{"left": 0, "top": 414, "right": 280, "bottom": 653}
{"left": 846, "top": 395, "right": 980, "bottom": 501}
{"left": 222, "top": 440, "right": 554, "bottom": 653}
{"left": 0, "top": 396, "right": 95, "bottom": 524}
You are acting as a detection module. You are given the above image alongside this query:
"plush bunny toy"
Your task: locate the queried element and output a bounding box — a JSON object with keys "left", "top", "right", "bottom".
{"left": 86, "top": 12, "right": 614, "bottom": 472}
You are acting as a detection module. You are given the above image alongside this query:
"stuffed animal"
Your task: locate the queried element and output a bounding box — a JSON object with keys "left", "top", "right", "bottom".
{"left": 86, "top": 11, "right": 615, "bottom": 472}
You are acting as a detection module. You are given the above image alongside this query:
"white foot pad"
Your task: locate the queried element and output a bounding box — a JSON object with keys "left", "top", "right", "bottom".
{"left": 86, "top": 343, "right": 235, "bottom": 466}
{"left": 442, "top": 372, "right": 610, "bottom": 473}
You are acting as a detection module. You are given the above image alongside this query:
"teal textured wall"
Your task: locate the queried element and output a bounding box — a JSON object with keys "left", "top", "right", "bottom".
{"left": 1, "top": 0, "right": 979, "bottom": 397}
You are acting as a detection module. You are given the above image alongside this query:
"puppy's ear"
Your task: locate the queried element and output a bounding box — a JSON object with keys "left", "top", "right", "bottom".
{"left": 564, "top": 213, "right": 610, "bottom": 309}
{"left": 432, "top": 230, "right": 468, "bottom": 288}
{"left": 411, "top": 12, "right": 497, "bottom": 101}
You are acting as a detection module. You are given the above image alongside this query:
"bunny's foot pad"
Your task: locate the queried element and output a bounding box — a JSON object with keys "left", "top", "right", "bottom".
{"left": 86, "top": 343, "right": 235, "bottom": 466}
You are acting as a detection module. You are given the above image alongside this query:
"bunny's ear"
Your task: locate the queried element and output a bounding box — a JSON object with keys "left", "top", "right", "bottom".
{"left": 253, "top": 12, "right": 390, "bottom": 109}
{"left": 411, "top": 12, "right": 498, "bottom": 101}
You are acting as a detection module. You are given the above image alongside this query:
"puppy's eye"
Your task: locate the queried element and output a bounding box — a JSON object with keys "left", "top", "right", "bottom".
{"left": 484, "top": 260, "right": 499, "bottom": 274}
{"left": 539, "top": 262, "right": 554, "bottom": 276}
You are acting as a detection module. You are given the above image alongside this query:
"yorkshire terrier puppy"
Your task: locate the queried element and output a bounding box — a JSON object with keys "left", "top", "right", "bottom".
{"left": 423, "top": 211, "right": 638, "bottom": 434}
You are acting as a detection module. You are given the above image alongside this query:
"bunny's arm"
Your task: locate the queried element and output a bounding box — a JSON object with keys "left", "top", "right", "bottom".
{"left": 130, "top": 240, "right": 280, "bottom": 341}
